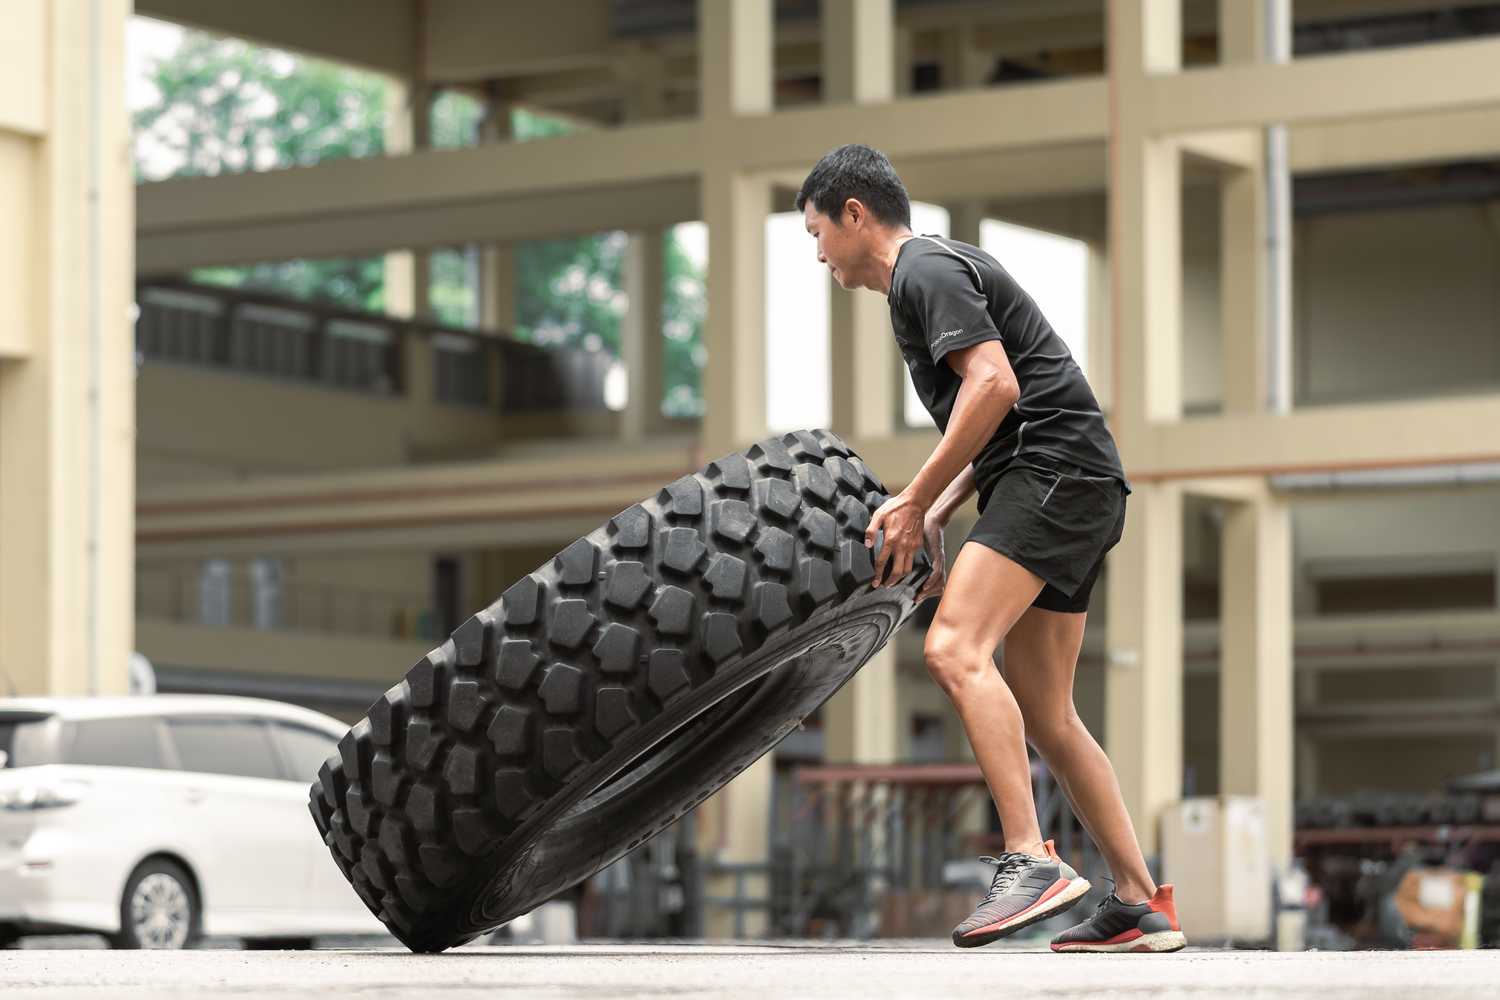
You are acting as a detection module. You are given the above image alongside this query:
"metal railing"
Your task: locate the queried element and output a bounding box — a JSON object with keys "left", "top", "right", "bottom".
{"left": 135, "top": 564, "right": 437, "bottom": 642}
{"left": 778, "top": 758, "right": 1105, "bottom": 939}
{"left": 135, "top": 281, "right": 611, "bottom": 413}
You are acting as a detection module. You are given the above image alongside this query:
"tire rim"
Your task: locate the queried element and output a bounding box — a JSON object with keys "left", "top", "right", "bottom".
{"left": 469, "top": 603, "right": 905, "bottom": 934}
{"left": 130, "top": 873, "right": 191, "bottom": 949}
{"left": 577, "top": 672, "right": 768, "bottom": 808}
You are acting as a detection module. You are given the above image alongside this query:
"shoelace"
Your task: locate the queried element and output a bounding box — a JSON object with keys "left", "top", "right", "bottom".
{"left": 976, "top": 852, "right": 1042, "bottom": 906}
{"left": 1093, "top": 874, "right": 1119, "bottom": 916}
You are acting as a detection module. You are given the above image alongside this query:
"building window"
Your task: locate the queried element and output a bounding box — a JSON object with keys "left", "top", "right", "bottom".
{"left": 198, "top": 559, "right": 232, "bottom": 626}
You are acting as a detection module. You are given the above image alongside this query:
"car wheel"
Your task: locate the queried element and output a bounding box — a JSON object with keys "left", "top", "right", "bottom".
{"left": 0, "top": 924, "right": 21, "bottom": 949}
{"left": 309, "top": 428, "right": 932, "bottom": 953}
{"left": 112, "top": 859, "right": 200, "bottom": 950}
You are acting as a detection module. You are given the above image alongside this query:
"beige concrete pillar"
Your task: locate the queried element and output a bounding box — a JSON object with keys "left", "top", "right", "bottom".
{"left": 822, "top": 645, "right": 900, "bottom": 765}
{"left": 829, "top": 285, "right": 899, "bottom": 442}
{"left": 404, "top": 327, "right": 434, "bottom": 410}
{"left": 935, "top": 23, "right": 990, "bottom": 90}
{"left": 478, "top": 98, "right": 516, "bottom": 333}
{"left": 1103, "top": 481, "right": 1184, "bottom": 860}
{"left": 820, "top": 642, "right": 902, "bottom": 909}
{"left": 621, "top": 227, "right": 666, "bottom": 442}
{"left": 619, "top": 64, "right": 669, "bottom": 444}
{"left": 1216, "top": 0, "right": 1280, "bottom": 416}
{"left": 946, "top": 200, "right": 983, "bottom": 246}
{"left": 894, "top": 25, "right": 914, "bottom": 98}
{"left": 697, "top": 0, "right": 775, "bottom": 937}
{"left": 0, "top": 0, "right": 134, "bottom": 696}
{"left": 1295, "top": 668, "right": 1318, "bottom": 799}
{"left": 1219, "top": 155, "right": 1267, "bottom": 415}
{"left": 384, "top": 80, "right": 432, "bottom": 321}
{"left": 827, "top": 0, "right": 898, "bottom": 445}
{"left": 1102, "top": 0, "right": 1186, "bottom": 860}
{"left": 823, "top": 0, "right": 901, "bottom": 789}
{"left": 1110, "top": 0, "right": 1184, "bottom": 450}
{"left": 699, "top": 0, "right": 772, "bottom": 460}
{"left": 1493, "top": 662, "right": 1500, "bottom": 771}
{"left": 1218, "top": 485, "right": 1294, "bottom": 867}
{"left": 621, "top": 43, "right": 669, "bottom": 123}
{"left": 822, "top": 0, "right": 894, "bottom": 105}
{"left": 1087, "top": 241, "right": 1112, "bottom": 412}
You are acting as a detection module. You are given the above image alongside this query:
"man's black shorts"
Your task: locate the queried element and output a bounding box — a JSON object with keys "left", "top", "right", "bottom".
{"left": 965, "top": 453, "right": 1128, "bottom": 614}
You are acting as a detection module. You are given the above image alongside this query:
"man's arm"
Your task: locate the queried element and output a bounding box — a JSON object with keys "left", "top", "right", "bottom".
{"left": 905, "top": 341, "right": 1019, "bottom": 510}
{"left": 929, "top": 464, "right": 978, "bottom": 523}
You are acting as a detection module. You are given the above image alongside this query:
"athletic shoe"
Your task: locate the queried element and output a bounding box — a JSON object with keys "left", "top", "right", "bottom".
{"left": 1049, "top": 882, "right": 1187, "bottom": 953}
{"left": 951, "top": 838, "right": 1092, "bottom": 948}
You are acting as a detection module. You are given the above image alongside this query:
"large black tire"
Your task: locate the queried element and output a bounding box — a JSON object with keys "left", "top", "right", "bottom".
{"left": 308, "top": 428, "right": 932, "bottom": 952}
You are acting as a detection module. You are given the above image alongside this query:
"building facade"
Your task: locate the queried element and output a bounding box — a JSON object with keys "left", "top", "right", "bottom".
{"left": 6, "top": 0, "right": 1500, "bottom": 938}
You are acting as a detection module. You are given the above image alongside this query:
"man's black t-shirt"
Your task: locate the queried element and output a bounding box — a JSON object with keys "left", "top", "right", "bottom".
{"left": 886, "top": 234, "right": 1132, "bottom": 508}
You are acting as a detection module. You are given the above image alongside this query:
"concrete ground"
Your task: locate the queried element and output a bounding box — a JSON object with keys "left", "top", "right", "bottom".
{"left": 0, "top": 941, "right": 1495, "bottom": 999}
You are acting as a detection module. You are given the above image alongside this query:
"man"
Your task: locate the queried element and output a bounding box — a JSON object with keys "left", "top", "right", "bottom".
{"left": 796, "top": 144, "right": 1185, "bottom": 953}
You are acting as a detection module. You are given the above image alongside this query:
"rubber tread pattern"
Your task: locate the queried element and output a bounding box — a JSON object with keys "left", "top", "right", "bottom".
{"left": 307, "top": 428, "right": 927, "bottom": 952}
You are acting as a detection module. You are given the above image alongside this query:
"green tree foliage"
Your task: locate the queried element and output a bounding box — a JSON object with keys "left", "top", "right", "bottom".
{"left": 132, "top": 26, "right": 704, "bottom": 414}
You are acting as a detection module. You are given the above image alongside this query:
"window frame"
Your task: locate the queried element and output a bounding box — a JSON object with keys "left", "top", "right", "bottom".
{"left": 267, "top": 720, "right": 341, "bottom": 784}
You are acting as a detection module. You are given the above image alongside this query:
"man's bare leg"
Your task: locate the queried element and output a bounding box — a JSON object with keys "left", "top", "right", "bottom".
{"left": 924, "top": 540, "right": 1051, "bottom": 858}
{"left": 1001, "top": 605, "right": 1158, "bottom": 904}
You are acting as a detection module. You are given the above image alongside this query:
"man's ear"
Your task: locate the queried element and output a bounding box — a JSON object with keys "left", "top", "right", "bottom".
{"left": 843, "top": 197, "right": 865, "bottom": 227}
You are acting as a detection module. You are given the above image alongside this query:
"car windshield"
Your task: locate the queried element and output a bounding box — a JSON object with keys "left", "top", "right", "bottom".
{"left": 0, "top": 714, "right": 56, "bottom": 768}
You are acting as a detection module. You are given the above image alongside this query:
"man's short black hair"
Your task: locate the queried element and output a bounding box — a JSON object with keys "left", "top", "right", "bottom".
{"left": 795, "top": 143, "right": 911, "bottom": 228}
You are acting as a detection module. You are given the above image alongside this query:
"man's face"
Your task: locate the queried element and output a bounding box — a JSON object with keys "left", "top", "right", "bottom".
{"left": 803, "top": 199, "right": 864, "bottom": 290}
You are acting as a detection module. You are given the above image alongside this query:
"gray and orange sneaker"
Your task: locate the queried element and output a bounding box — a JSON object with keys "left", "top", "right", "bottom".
{"left": 951, "top": 839, "right": 1092, "bottom": 948}
{"left": 1050, "top": 882, "right": 1186, "bottom": 953}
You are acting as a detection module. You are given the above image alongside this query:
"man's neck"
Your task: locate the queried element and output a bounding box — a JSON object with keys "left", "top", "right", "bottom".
{"left": 870, "top": 227, "right": 917, "bottom": 295}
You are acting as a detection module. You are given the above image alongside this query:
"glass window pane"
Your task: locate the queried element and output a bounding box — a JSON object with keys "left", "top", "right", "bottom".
{"left": 167, "top": 718, "right": 281, "bottom": 780}
{"left": 65, "top": 718, "right": 166, "bottom": 770}
{"left": 273, "top": 723, "right": 339, "bottom": 783}
{"left": 0, "top": 717, "right": 57, "bottom": 769}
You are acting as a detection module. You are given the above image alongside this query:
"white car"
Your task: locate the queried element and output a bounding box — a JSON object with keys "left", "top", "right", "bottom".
{"left": 0, "top": 695, "right": 386, "bottom": 949}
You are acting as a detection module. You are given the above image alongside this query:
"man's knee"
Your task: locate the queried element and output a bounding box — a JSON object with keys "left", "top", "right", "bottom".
{"left": 923, "top": 625, "right": 993, "bottom": 692}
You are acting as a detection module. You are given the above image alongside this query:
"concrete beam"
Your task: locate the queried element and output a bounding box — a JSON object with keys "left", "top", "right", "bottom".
{"left": 1138, "top": 394, "right": 1500, "bottom": 481}
{"left": 137, "top": 119, "right": 704, "bottom": 231}
{"left": 1178, "top": 130, "right": 1261, "bottom": 170}
{"left": 134, "top": 436, "right": 701, "bottom": 554}
{"left": 135, "top": 0, "right": 415, "bottom": 76}
{"left": 730, "top": 78, "right": 1108, "bottom": 171}
{"left": 1290, "top": 106, "right": 1500, "bottom": 174}
{"left": 425, "top": 0, "right": 614, "bottom": 82}
{"left": 1149, "top": 36, "right": 1500, "bottom": 134}
{"left": 895, "top": 143, "right": 1107, "bottom": 203}
{"left": 139, "top": 177, "right": 699, "bottom": 274}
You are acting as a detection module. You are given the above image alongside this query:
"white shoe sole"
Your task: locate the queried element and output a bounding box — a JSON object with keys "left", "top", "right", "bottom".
{"left": 954, "top": 876, "right": 1093, "bottom": 947}
{"left": 1052, "top": 929, "right": 1187, "bottom": 953}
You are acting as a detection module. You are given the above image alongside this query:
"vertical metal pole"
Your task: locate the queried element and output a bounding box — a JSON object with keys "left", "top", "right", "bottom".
{"left": 1265, "top": 0, "right": 1293, "bottom": 414}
